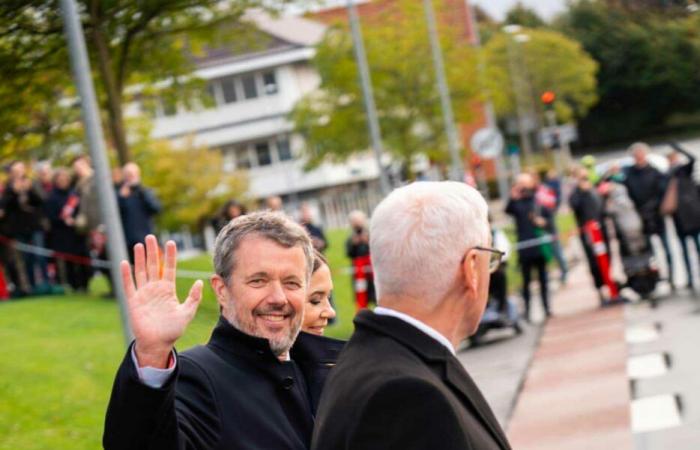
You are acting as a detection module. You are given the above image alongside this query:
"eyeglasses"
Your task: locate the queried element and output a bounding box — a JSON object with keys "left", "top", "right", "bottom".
{"left": 470, "top": 246, "right": 506, "bottom": 273}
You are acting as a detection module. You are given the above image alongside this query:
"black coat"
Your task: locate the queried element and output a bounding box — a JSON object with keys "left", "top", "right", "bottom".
{"left": 103, "top": 317, "right": 344, "bottom": 450}
{"left": 505, "top": 194, "right": 552, "bottom": 261}
{"left": 44, "top": 188, "right": 86, "bottom": 254}
{"left": 0, "top": 181, "right": 43, "bottom": 238}
{"left": 667, "top": 145, "right": 700, "bottom": 235}
{"left": 569, "top": 186, "right": 604, "bottom": 227}
{"left": 623, "top": 164, "right": 667, "bottom": 235}
{"left": 117, "top": 184, "right": 161, "bottom": 246}
{"left": 311, "top": 311, "right": 512, "bottom": 450}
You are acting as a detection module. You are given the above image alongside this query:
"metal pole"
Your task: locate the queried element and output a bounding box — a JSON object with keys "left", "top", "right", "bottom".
{"left": 505, "top": 32, "right": 533, "bottom": 167}
{"left": 346, "top": 0, "right": 391, "bottom": 195}
{"left": 467, "top": 1, "right": 509, "bottom": 200}
{"left": 423, "top": 0, "right": 465, "bottom": 182}
{"left": 60, "top": 0, "right": 134, "bottom": 346}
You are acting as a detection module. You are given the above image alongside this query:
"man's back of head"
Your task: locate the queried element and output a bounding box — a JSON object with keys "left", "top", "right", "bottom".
{"left": 370, "top": 181, "right": 491, "bottom": 340}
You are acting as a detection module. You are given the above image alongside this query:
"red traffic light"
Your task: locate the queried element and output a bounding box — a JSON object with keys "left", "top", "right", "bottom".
{"left": 541, "top": 91, "right": 556, "bottom": 104}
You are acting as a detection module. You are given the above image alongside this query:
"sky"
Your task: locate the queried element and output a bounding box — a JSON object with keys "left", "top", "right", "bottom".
{"left": 293, "top": 0, "right": 568, "bottom": 21}
{"left": 471, "top": 0, "right": 567, "bottom": 21}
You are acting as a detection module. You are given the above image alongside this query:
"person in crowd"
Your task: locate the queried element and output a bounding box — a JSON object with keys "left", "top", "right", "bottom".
{"left": 212, "top": 199, "right": 247, "bottom": 235}
{"left": 303, "top": 250, "right": 336, "bottom": 335}
{"left": 104, "top": 212, "right": 342, "bottom": 449}
{"left": 623, "top": 142, "right": 675, "bottom": 289}
{"left": 345, "top": 210, "right": 375, "bottom": 309}
{"left": 117, "top": 162, "right": 161, "bottom": 262}
{"left": 266, "top": 195, "right": 284, "bottom": 212}
{"left": 299, "top": 249, "right": 344, "bottom": 413}
{"left": 299, "top": 203, "right": 328, "bottom": 252}
{"left": 72, "top": 155, "right": 110, "bottom": 294}
{"left": 0, "top": 161, "right": 44, "bottom": 295}
{"left": 34, "top": 162, "right": 54, "bottom": 199}
{"left": 311, "top": 181, "right": 511, "bottom": 450}
{"left": 569, "top": 167, "right": 608, "bottom": 303}
{"left": 506, "top": 173, "right": 552, "bottom": 321}
{"left": 540, "top": 170, "right": 568, "bottom": 283}
{"left": 32, "top": 161, "right": 53, "bottom": 287}
{"left": 44, "top": 168, "right": 91, "bottom": 292}
{"left": 490, "top": 219, "right": 511, "bottom": 314}
{"left": 663, "top": 142, "right": 700, "bottom": 290}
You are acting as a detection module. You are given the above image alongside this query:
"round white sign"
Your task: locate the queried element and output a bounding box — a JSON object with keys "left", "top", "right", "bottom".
{"left": 471, "top": 127, "right": 504, "bottom": 159}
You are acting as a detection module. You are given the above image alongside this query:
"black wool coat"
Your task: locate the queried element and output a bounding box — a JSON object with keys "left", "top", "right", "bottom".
{"left": 103, "top": 317, "right": 344, "bottom": 450}
{"left": 311, "top": 310, "right": 512, "bottom": 450}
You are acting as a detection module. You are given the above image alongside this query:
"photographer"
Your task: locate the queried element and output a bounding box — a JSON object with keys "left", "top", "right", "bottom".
{"left": 345, "top": 210, "right": 375, "bottom": 309}
{"left": 505, "top": 173, "right": 552, "bottom": 322}
{"left": 117, "top": 162, "right": 161, "bottom": 262}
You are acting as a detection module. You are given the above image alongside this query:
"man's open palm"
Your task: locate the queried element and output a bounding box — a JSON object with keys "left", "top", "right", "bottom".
{"left": 121, "top": 235, "right": 203, "bottom": 367}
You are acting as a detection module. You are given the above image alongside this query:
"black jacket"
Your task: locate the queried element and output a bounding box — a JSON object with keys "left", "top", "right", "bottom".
{"left": 569, "top": 186, "right": 604, "bottom": 227}
{"left": 623, "top": 164, "right": 667, "bottom": 235}
{"left": 311, "top": 311, "right": 511, "bottom": 450}
{"left": 103, "top": 317, "right": 344, "bottom": 450}
{"left": 0, "top": 181, "right": 43, "bottom": 238}
{"left": 667, "top": 143, "right": 700, "bottom": 235}
{"left": 505, "top": 194, "right": 552, "bottom": 261}
{"left": 117, "top": 184, "right": 161, "bottom": 246}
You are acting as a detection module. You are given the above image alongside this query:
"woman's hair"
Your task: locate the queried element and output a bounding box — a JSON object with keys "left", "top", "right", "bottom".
{"left": 312, "top": 248, "right": 329, "bottom": 274}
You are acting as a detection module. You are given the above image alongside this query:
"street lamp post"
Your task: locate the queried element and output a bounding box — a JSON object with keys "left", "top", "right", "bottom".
{"left": 467, "top": 1, "right": 509, "bottom": 201}
{"left": 346, "top": 0, "right": 391, "bottom": 195}
{"left": 423, "top": 0, "right": 465, "bottom": 182}
{"left": 504, "top": 25, "right": 534, "bottom": 167}
{"left": 59, "top": 0, "right": 133, "bottom": 346}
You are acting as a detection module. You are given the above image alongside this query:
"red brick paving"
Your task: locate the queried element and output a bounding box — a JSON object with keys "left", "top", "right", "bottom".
{"left": 507, "top": 265, "right": 633, "bottom": 450}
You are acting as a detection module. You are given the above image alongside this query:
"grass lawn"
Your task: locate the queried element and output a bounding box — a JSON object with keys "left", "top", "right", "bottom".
{"left": 0, "top": 218, "right": 575, "bottom": 449}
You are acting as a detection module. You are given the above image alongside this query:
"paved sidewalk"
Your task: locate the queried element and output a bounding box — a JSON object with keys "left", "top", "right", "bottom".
{"left": 507, "top": 263, "right": 634, "bottom": 450}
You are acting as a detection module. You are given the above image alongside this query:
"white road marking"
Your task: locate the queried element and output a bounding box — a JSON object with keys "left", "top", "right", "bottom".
{"left": 627, "top": 353, "right": 668, "bottom": 379}
{"left": 626, "top": 324, "right": 660, "bottom": 344}
{"left": 631, "top": 394, "right": 682, "bottom": 433}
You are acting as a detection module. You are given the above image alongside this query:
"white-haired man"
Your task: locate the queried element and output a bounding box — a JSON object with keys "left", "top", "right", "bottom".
{"left": 103, "top": 212, "right": 344, "bottom": 449}
{"left": 312, "top": 182, "right": 512, "bottom": 450}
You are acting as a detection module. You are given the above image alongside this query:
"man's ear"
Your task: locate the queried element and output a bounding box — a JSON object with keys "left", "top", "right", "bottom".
{"left": 210, "top": 274, "right": 228, "bottom": 310}
{"left": 461, "top": 251, "right": 479, "bottom": 295}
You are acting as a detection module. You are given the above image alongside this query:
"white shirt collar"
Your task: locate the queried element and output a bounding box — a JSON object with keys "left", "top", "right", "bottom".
{"left": 373, "top": 306, "right": 456, "bottom": 355}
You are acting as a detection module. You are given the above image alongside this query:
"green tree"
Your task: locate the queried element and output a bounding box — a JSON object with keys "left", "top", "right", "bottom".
{"left": 0, "top": 0, "right": 294, "bottom": 164}
{"left": 483, "top": 27, "right": 598, "bottom": 125}
{"left": 129, "top": 123, "right": 248, "bottom": 230}
{"left": 556, "top": 0, "right": 700, "bottom": 144}
{"left": 504, "top": 2, "right": 546, "bottom": 28}
{"left": 292, "top": 0, "right": 479, "bottom": 175}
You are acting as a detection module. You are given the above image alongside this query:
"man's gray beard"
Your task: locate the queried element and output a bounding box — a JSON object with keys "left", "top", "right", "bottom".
{"left": 223, "top": 308, "right": 302, "bottom": 357}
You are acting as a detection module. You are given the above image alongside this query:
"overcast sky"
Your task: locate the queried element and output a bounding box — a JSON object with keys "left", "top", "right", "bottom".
{"left": 471, "top": 0, "right": 567, "bottom": 21}
{"left": 294, "top": 1, "right": 568, "bottom": 21}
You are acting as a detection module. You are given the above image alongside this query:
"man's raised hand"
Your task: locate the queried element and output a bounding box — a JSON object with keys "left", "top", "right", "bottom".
{"left": 121, "top": 235, "right": 203, "bottom": 368}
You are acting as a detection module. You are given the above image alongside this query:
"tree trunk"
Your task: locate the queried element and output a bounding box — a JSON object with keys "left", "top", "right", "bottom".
{"left": 89, "top": 4, "right": 130, "bottom": 165}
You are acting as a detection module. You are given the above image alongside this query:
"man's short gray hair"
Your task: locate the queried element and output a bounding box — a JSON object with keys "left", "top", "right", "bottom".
{"left": 370, "top": 181, "right": 490, "bottom": 306}
{"left": 214, "top": 211, "right": 314, "bottom": 285}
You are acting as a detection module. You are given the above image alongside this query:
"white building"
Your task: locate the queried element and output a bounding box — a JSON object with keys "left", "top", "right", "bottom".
{"left": 149, "top": 13, "right": 384, "bottom": 228}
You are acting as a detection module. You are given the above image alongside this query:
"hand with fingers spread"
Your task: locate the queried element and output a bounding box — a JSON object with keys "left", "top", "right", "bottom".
{"left": 121, "top": 234, "right": 203, "bottom": 369}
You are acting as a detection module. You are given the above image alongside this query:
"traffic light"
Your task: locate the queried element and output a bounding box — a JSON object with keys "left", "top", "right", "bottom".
{"left": 541, "top": 91, "right": 556, "bottom": 105}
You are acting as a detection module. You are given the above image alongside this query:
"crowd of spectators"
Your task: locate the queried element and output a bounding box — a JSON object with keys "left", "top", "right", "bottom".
{"left": 0, "top": 157, "right": 160, "bottom": 299}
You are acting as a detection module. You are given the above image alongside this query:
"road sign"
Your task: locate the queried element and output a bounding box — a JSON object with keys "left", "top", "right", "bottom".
{"left": 541, "top": 123, "right": 578, "bottom": 148}
{"left": 471, "top": 127, "right": 504, "bottom": 159}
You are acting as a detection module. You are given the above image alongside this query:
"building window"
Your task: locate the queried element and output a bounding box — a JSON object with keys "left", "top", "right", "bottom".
{"left": 277, "top": 138, "right": 292, "bottom": 161}
{"left": 159, "top": 96, "right": 178, "bottom": 116}
{"left": 255, "top": 142, "right": 272, "bottom": 166}
{"left": 263, "top": 71, "right": 278, "bottom": 95}
{"left": 205, "top": 83, "right": 218, "bottom": 108}
{"left": 241, "top": 74, "right": 258, "bottom": 99}
{"left": 236, "top": 147, "right": 252, "bottom": 169}
{"left": 220, "top": 77, "right": 238, "bottom": 104}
